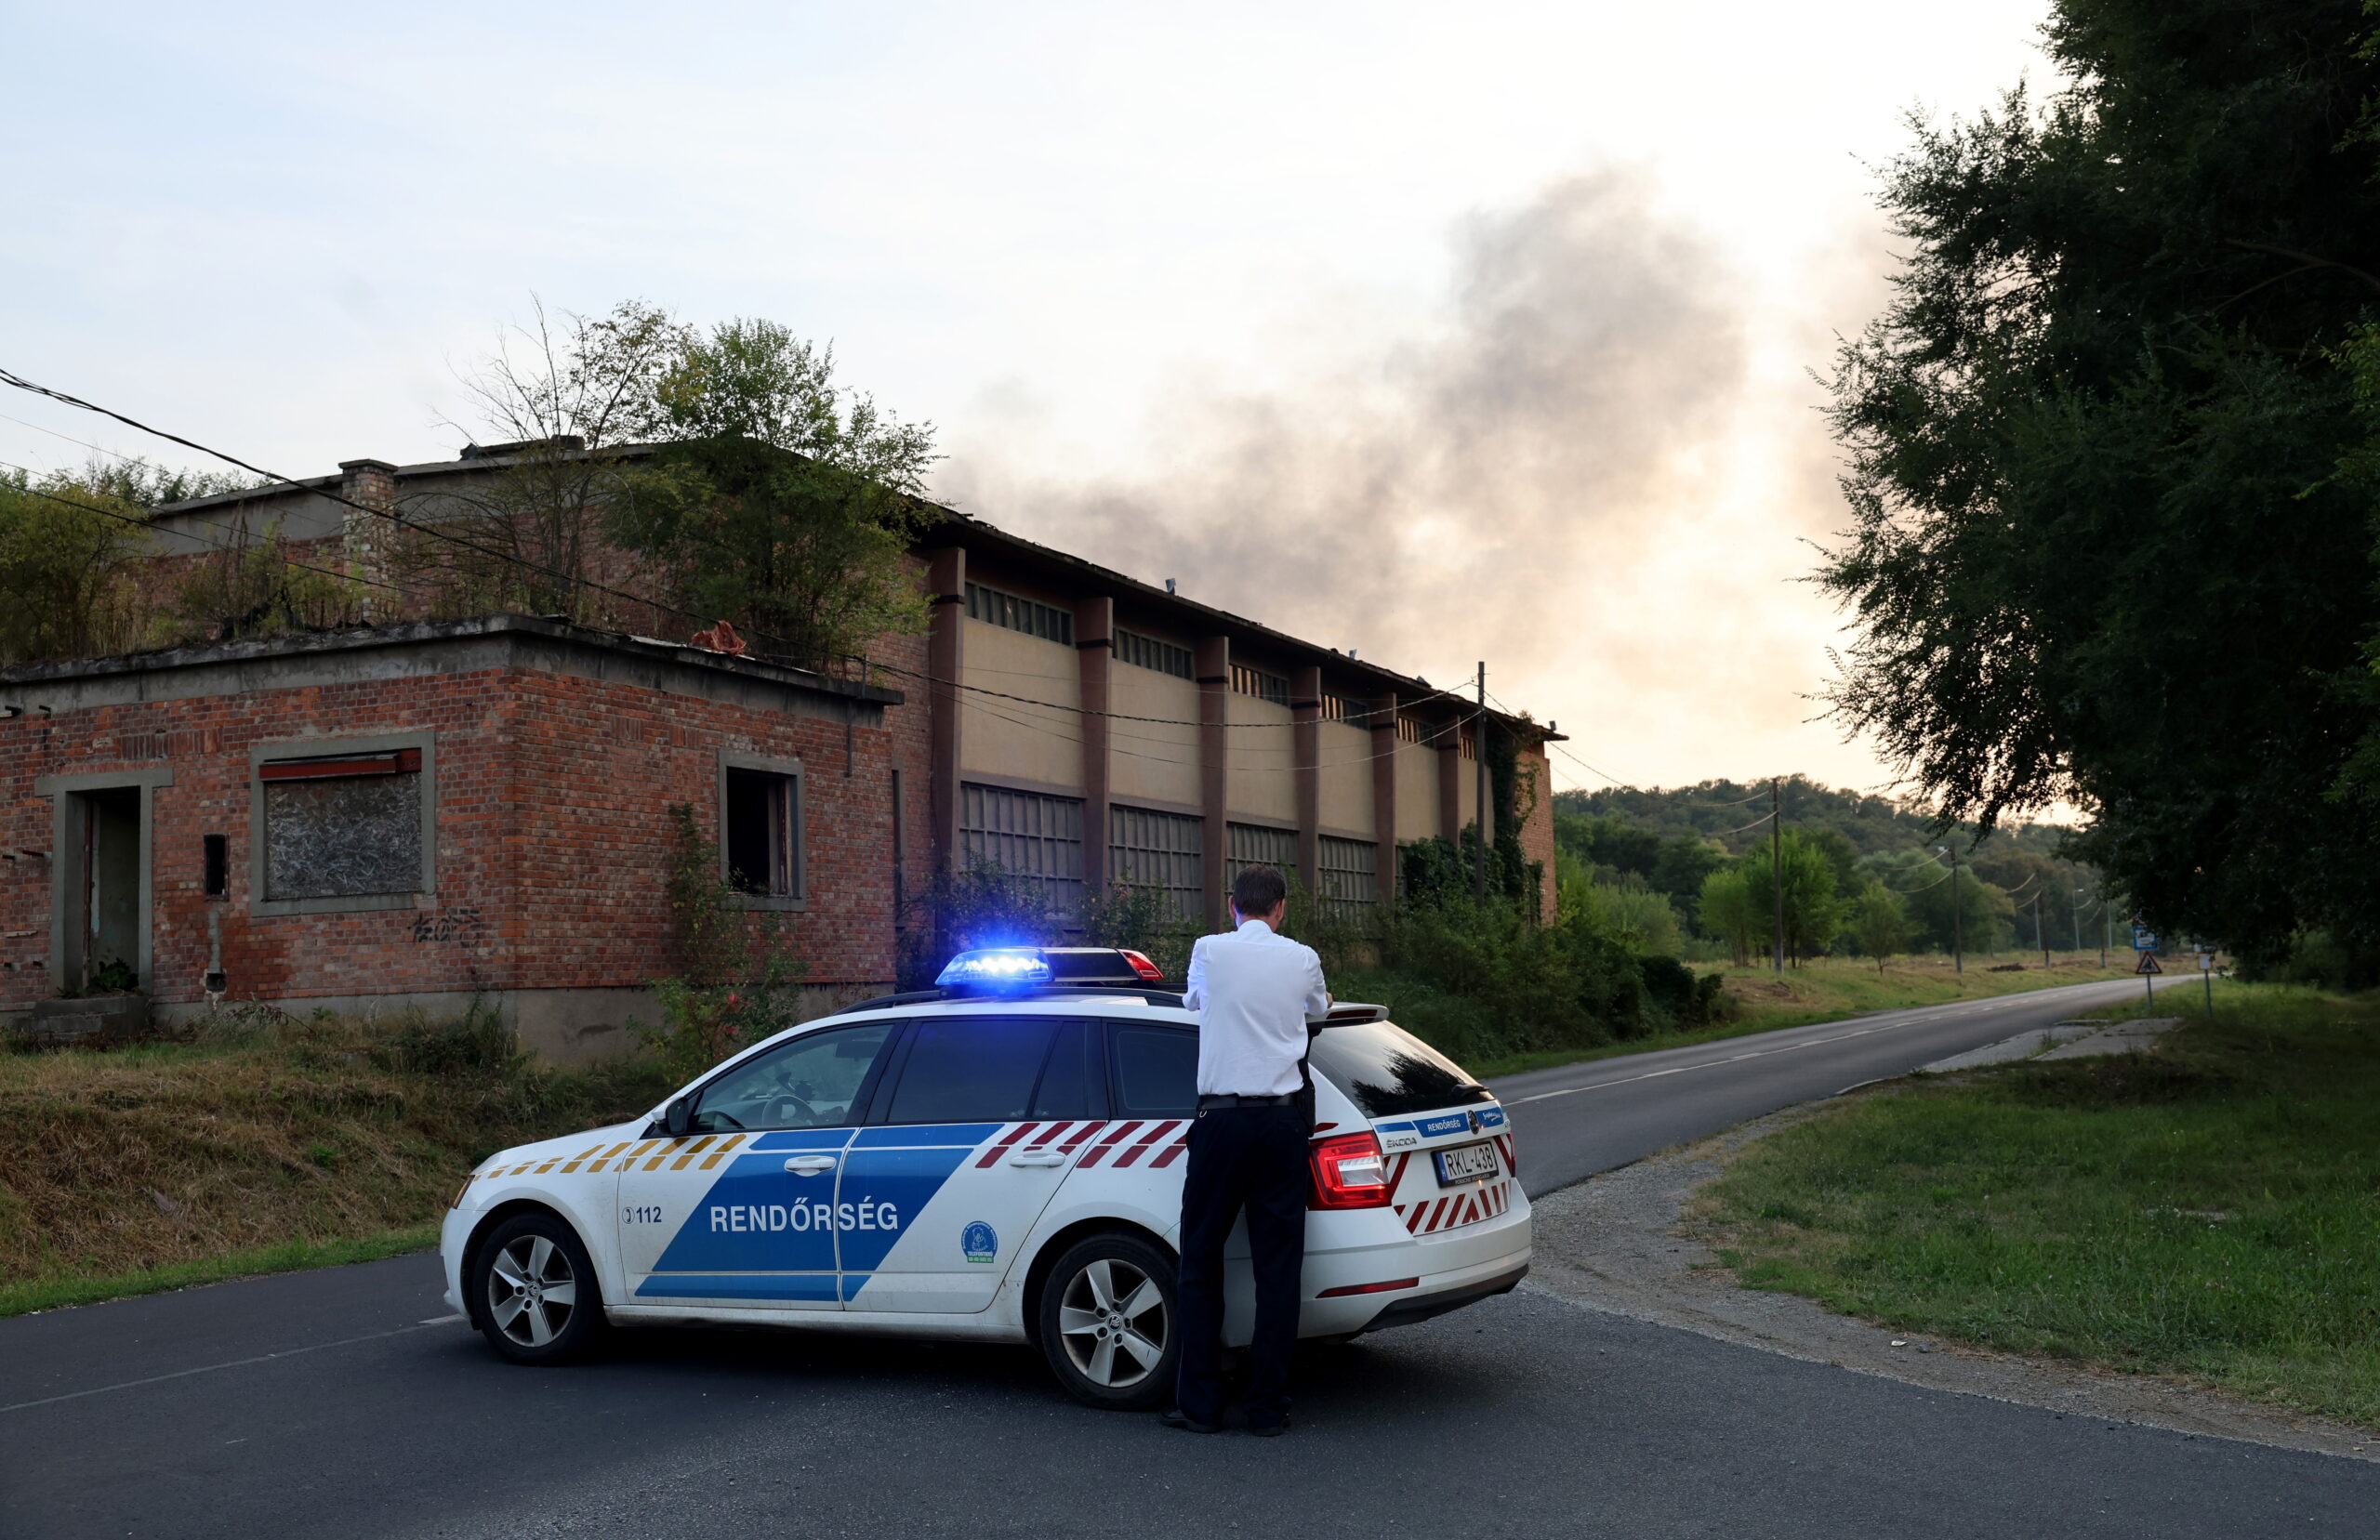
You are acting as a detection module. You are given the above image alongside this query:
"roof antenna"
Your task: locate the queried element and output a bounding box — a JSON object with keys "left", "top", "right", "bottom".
{"left": 1165, "top": 578, "right": 1177, "bottom": 594}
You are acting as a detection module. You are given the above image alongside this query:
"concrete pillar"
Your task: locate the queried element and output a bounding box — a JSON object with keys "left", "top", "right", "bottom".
{"left": 1075, "top": 596, "right": 1114, "bottom": 898}
{"left": 1436, "top": 717, "right": 1462, "bottom": 843}
{"left": 1290, "top": 665, "right": 1321, "bottom": 897}
{"left": 1369, "top": 692, "right": 1398, "bottom": 907}
{"left": 1196, "top": 636, "right": 1231, "bottom": 931}
{"left": 926, "top": 546, "right": 966, "bottom": 876}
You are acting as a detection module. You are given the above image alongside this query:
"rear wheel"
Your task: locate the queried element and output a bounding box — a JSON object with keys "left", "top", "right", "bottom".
{"left": 1036, "top": 1232, "right": 1178, "bottom": 1411}
{"left": 470, "top": 1211, "right": 605, "bottom": 1365}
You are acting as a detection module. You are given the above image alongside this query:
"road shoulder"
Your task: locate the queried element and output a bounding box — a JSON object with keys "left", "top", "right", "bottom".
{"left": 1521, "top": 1100, "right": 2378, "bottom": 1465}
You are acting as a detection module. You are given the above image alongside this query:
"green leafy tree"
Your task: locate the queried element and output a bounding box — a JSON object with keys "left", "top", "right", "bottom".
{"left": 0, "top": 473, "right": 154, "bottom": 664}
{"left": 612, "top": 319, "right": 943, "bottom": 666}
{"left": 636, "top": 803, "right": 804, "bottom": 1080}
{"left": 1848, "top": 879, "right": 1911, "bottom": 972}
{"left": 1772, "top": 831, "right": 1844, "bottom": 965}
{"left": 1698, "top": 864, "right": 1764, "bottom": 966}
{"left": 1815, "top": 0, "right": 2380, "bottom": 971}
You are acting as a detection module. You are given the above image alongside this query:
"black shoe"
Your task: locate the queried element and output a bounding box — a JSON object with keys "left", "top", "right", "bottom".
{"left": 1160, "top": 1408, "right": 1220, "bottom": 1434}
{"left": 1245, "top": 1418, "right": 1291, "bottom": 1438}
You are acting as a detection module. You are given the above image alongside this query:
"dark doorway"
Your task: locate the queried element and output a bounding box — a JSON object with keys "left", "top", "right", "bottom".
{"left": 73, "top": 787, "right": 142, "bottom": 991}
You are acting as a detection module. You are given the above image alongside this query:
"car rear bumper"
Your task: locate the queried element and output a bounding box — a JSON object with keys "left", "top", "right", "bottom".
{"left": 1355, "top": 1260, "right": 1528, "bottom": 1334}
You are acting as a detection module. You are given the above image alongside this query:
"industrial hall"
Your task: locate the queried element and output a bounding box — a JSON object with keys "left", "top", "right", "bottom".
{"left": 0, "top": 441, "right": 1557, "bottom": 1059}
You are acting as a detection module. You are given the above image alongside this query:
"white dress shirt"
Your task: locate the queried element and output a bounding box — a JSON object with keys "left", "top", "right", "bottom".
{"left": 1182, "top": 917, "right": 1331, "bottom": 1097}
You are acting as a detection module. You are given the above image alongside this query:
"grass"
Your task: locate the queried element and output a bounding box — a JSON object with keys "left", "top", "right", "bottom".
{"left": 0, "top": 1004, "right": 674, "bottom": 1319}
{"left": 1462, "top": 953, "right": 2140, "bottom": 1079}
{"left": 1696, "top": 980, "right": 2380, "bottom": 1428}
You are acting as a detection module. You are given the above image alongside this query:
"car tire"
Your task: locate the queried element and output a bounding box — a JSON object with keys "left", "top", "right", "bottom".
{"left": 1035, "top": 1231, "right": 1179, "bottom": 1411}
{"left": 469, "top": 1211, "right": 607, "bottom": 1365}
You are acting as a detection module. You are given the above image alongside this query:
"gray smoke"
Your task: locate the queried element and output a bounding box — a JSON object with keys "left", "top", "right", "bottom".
{"left": 938, "top": 169, "right": 1855, "bottom": 776}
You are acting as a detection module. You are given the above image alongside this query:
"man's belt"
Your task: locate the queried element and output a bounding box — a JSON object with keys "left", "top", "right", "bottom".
{"left": 1197, "top": 1092, "right": 1296, "bottom": 1109}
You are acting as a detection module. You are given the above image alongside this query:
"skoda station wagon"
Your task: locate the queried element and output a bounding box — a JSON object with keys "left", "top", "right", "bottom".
{"left": 442, "top": 947, "right": 1531, "bottom": 1408}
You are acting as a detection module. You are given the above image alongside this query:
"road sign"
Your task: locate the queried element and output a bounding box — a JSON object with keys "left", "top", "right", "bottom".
{"left": 2196, "top": 953, "right": 2215, "bottom": 972}
{"left": 2131, "top": 926, "right": 2160, "bottom": 951}
{"left": 2135, "top": 952, "right": 2162, "bottom": 976}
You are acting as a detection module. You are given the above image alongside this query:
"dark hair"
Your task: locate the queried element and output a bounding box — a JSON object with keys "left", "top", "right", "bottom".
{"left": 1232, "top": 864, "right": 1288, "bottom": 917}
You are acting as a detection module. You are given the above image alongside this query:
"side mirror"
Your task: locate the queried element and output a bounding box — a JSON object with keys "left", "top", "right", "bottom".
{"left": 665, "top": 1097, "right": 693, "bottom": 1137}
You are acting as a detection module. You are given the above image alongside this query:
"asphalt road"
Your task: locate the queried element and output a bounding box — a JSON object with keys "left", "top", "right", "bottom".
{"left": 6, "top": 974, "right": 2370, "bottom": 1539}
{"left": 1494, "top": 973, "right": 2170, "bottom": 1197}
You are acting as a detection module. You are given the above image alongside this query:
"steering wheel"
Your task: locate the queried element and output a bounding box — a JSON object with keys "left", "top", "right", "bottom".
{"left": 761, "top": 1092, "right": 817, "bottom": 1127}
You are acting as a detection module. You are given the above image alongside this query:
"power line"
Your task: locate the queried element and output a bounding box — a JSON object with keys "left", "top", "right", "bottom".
{"left": 0, "top": 364, "right": 1527, "bottom": 741}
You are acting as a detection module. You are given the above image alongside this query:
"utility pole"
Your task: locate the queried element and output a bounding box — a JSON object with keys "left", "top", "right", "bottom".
{"left": 2101, "top": 893, "right": 2111, "bottom": 969}
{"left": 1771, "top": 778, "right": 1784, "bottom": 973}
{"left": 1474, "top": 662, "right": 1488, "bottom": 906}
{"left": 2071, "top": 885, "right": 2084, "bottom": 959}
{"left": 2034, "top": 891, "right": 2047, "bottom": 968}
{"left": 1938, "top": 844, "right": 1964, "bottom": 975}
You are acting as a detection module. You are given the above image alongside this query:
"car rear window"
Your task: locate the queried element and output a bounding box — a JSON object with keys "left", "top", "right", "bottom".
{"left": 1307, "top": 1020, "right": 1492, "bottom": 1117}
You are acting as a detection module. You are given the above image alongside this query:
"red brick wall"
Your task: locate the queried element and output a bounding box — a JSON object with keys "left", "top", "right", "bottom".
{"left": 0, "top": 664, "right": 896, "bottom": 1011}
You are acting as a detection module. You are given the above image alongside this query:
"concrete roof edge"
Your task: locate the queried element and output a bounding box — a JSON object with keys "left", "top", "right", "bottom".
{"left": 0, "top": 612, "right": 904, "bottom": 707}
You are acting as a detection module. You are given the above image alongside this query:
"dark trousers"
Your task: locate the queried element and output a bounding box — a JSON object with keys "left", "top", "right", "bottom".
{"left": 1174, "top": 1103, "right": 1308, "bottom": 1428}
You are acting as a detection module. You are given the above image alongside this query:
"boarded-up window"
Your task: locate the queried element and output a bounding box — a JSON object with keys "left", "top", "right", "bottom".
{"left": 1111, "top": 806, "right": 1203, "bottom": 922}
{"left": 1227, "top": 823, "right": 1297, "bottom": 889}
{"left": 1317, "top": 835, "right": 1378, "bottom": 921}
{"left": 962, "top": 783, "right": 1084, "bottom": 914}
{"left": 262, "top": 767, "right": 423, "bottom": 901}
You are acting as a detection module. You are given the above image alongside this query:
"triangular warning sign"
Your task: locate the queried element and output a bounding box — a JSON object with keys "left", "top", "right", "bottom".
{"left": 2135, "top": 952, "right": 2162, "bottom": 975}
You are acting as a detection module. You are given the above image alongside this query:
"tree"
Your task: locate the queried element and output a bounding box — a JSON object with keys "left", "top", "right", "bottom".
{"left": 1772, "top": 831, "right": 1844, "bottom": 965}
{"left": 0, "top": 473, "right": 154, "bottom": 664}
{"left": 1848, "top": 879, "right": 1911, "bottom": 972}
{"left": 1816, "top": 0, "right": 2380, "bottom": 971}
{"left": 414, "top": 299, "right": 688, "bottom": 625}
{"left": 1697, "top": 864, "right": 1764, "bottom": 966}
{"left": 612, "top": 319, "right": 943, "bottom": 666}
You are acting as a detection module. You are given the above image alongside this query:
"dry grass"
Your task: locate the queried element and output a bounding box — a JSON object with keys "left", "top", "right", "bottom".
{"left": 0, "top": 1005, "right": 673, "bottom": 1310}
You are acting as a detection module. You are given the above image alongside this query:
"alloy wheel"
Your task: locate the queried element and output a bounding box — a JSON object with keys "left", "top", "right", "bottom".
{"left": 487, "top": 1233, "right": 578, "bottom": 1348}
{"left": 1056, "top": 1256, "right": 1169, "bottom": 1389}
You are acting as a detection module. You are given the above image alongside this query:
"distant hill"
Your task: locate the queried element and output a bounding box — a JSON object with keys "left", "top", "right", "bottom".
{"left": 1553, "top": 777, "right": 2077, "bottom": 862}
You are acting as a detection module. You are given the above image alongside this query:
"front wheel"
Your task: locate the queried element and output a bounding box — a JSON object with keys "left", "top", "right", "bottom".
{"left": 470, "top": 1211, "right": 606, "bottom": 1364}
{"left": 1036, "top": 1232, "right": 1179, "bottom": 1411}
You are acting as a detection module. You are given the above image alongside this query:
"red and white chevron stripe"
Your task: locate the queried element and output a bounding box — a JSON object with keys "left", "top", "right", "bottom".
{"left": 971, "top": 1119, "right": 1191, "bottom": 1171}
{"left": 1394, "top": 1179, "right": 1514, "bottom": 1235}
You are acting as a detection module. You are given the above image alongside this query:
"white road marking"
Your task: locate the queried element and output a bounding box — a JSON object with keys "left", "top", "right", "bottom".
{"left": 0, "top": 1320, "right": 450, "bottom": 1415}
{"left": 1507, "top": 982, "right": 2132, "bottom": 1108}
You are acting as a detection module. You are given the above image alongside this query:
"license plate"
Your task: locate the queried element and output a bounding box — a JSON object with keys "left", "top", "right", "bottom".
{"left": 1434, "top": 1140, "right": 1500, "bottom": 1185}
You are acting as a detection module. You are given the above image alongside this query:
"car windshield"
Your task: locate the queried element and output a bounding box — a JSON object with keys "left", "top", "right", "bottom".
{"left": 693, "top": 1020, "right": 895, "bottom": 1132}
{"left": 1306, "top": 1020, "right": 1492, "bottom": 1117}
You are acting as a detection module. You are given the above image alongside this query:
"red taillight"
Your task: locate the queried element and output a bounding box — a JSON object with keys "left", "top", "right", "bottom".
{"left": 1122, "top": 949, "right": 1165, "bottom": 983}
{"left": 1308, "top": 1132, "right": 1393, "bottom": 1209}
{"left": 1317, "top": 1277, "right": 1420, "bottom": 1297}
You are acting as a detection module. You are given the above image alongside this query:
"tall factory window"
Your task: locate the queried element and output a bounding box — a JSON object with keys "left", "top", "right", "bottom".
{"left": 961, "top": 783, "right": 1084, "bottom": 915}
{"left": 1231, "top": 664, "right": 1289, "bottom": 705}
{"left": 1109, "top": 806, "right": 1204, "bottom": 922}
{"left": 1317, "top": 836, "right": 1379, "bottom": 921}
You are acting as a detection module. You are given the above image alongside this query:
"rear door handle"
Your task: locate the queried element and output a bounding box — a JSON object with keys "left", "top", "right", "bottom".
{"left": 1010, "top": 1152, "right": 1068, "bottom": 1167}
{"left": 784, "top": 1155, "right": 839, "bottom": 1175}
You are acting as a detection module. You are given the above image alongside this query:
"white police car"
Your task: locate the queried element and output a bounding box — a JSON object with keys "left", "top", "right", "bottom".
{"left": 442, "top": 947, "right": 1530, "bottom": 1409}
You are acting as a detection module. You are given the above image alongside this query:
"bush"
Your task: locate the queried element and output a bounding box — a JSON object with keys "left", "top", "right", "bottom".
{"left": 633, "top": 805, "right": 806, "bottom": 1082}
{"left": 375, "top": 998, "right": 520, "bottom": 1077}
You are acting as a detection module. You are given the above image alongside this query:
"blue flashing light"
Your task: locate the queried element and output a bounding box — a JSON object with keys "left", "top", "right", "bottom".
{"left": 936, "top": 947, "right": 1053, "bottom": 990}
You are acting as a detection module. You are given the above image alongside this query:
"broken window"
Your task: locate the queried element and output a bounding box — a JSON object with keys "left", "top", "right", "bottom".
{"left": 259, "top": 749, "right": 424, "bottom": 902}
{"left": 724, "top": 766, "right": 799, "bottom": 898}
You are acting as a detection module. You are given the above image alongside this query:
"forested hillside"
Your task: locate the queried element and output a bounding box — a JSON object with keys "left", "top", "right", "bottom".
{"left": 1553, "top": 777, "right": 2109, "bottom": 961}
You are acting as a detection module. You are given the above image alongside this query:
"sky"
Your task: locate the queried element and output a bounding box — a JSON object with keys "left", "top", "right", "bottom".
{"left": 0, "top": 1, "right": 2060, "bottom": 799}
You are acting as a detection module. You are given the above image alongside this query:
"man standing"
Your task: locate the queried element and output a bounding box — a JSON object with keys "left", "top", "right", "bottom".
{"left": 1163, "top": 863, "right": 1329, "bottom": 1437}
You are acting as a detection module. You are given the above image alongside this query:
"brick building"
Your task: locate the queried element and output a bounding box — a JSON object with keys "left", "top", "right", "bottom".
{"left": 3, "top": 443, "right": 1556, "bottom": 1057}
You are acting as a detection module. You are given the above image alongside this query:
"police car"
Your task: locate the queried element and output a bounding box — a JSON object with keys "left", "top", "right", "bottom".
{"left": 442, "top": 946, "right": 1530, "bottom": 1409}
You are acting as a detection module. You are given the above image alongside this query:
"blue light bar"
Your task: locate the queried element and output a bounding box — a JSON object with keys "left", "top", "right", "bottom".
{"left": 936, "top": 947, "right": 1053, "bottom": 989}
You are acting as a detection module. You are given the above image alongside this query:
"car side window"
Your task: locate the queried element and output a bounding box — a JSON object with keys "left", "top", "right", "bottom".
{"left": 1028, "top": 1020, "right": 1100, "bottom": 1120}
{"left": 692, "top": 1020, "right": 897, "bottom": 1133}
{"left": 1108, "top": 1023, "right": 1197, "bottom": 1118}
{"left": 882, "top": 1016, "right": 1058, "bottom": 1125}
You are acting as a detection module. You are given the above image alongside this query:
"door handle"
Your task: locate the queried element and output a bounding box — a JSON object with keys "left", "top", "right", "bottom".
{"left": 784, "top": 1155, "right": 839, "bottom": 1175}
{"left": 1009, "top": 1152, "right": 1069, "bottom": 1167}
